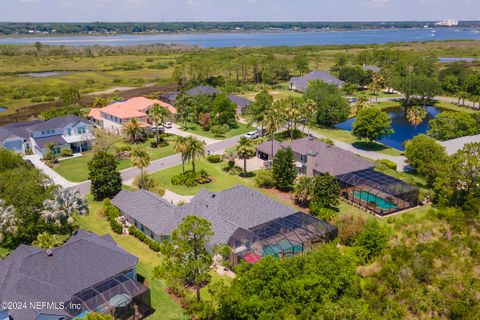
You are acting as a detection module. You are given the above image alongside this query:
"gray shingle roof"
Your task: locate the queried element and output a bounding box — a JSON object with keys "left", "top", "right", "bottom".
{"left": 256, "top": 137, "right": 375, "bottom": 176}
{"left": 112, "top": 186, "right": 298, "bottom": 246}
{"left": 160, "top": 91, "right": 180, "bottom": 103}
{"left": 112, "top": 189, "right": 181, "bottom": 235}
{"left": 28, "top": 115, "right": 90, "bottom": 132}
{"left": 289, "top": 71, "right": 344, "bottom": 89}
{"left": 0, "top": 230, "right": 138, "bottom": 320}
{"left": 362, "top": 65, "right": 381, "bottom": 73}
{"left": 186, "top": 85, "right": 220, "bottom": 96}
{"left": 34, "top": 135, "right": 68, "bottom": 149}
{"left": 0, "top": 120, "right": 42, "bottom": 142}
{"left": 228, "top": 94, "right": 252, "bottom": 107}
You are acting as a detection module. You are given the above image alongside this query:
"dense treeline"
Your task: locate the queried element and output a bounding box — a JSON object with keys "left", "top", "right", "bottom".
{"left": 2, "top": 21, "right": 480, "bottom": 35}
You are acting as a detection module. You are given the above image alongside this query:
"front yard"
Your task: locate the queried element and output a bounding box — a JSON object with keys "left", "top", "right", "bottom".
{"left": 54, "top": 136, "right": 177, "bottom": 182}
{"left": 180, "top": 122, "right": 254, "bottom": 140}
{"left": 150, "top": 159, "right": 256, "bottom": 195}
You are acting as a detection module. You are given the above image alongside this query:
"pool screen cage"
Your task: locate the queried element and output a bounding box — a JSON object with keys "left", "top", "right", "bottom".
{"left": 337, "top": 169, "right": 419, "bottom": 216}
{"left": 68, "top": 273, "right": 153, "bottom": 320}
{"left": 227, "top": 212, "right": 337, "bottom": 264}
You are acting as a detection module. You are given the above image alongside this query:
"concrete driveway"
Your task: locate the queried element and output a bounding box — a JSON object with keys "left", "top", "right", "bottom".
{"left": 24, "top": 154, "right": 78, "bottom": 189}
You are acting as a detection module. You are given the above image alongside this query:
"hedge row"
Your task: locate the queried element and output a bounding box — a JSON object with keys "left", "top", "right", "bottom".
{"left": 128, "top": 225, "right": 161, "bottom": 252}
{"left": 103, "top": 198, "right": 123, "bottom": 234}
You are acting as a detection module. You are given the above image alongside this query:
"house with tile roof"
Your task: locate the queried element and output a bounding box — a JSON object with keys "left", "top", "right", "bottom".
{"left": 88, "top": 97, "right": 176, "bottom": 134}
{"left": 0, "top": 230, "right": 152, "bottom": 320}
{"left": 112, "top": 186, "right": 337, "bottom": 264}
{"left": 289, "top": 71, "right": 344, "bottom": 93}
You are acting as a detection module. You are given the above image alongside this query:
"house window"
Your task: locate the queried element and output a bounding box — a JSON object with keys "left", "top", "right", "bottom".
{"left": 77, "top": 127, "right": 86, "bottom": 134}
{"left": 67, "top": 128, "right": 72, "bottom": 135}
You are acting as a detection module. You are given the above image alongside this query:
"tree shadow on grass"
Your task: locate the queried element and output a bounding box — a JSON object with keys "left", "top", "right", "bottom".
{"left": 239, "top": 172, "right": 256, "bottom": 178}
{"left": 352, "top": 141, "right": 390, "bottom": 152}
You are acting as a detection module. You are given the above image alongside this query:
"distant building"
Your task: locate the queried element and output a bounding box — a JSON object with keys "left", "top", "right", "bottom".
{"left": 362, "top": 65, "right": 381, "bottom": 73}
{"left": 435, "top": 19, "right": 459, "bottom": 27}
{"left": 289, "top": 71, "right": 344, "bottom": 93}
{"left": 0, "top": 120, "right": 42, "bottom": 154}
{"left": 0, "top": 230, "right": 152, "bottom": 320}
{"left": 160, "top": 85, "right": 252, "bottom": 114}
{"left": 88, "top": 97, "right": 176, "bottom": 134}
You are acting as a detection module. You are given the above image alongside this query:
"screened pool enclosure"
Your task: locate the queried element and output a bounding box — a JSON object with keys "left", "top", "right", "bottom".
{"left": 337, "top": 169, "right": 419, "bottom": 216}
{"left": 228, "top": 212, "right": 338, "bottom": 264}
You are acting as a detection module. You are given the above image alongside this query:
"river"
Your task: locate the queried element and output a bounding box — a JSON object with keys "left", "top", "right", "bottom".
{"left": 1, "top": 28, "right": 480, "bottom": 48}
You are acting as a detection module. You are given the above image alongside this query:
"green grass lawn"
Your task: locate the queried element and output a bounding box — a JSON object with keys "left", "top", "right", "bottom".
{"left": 311, "top": 127, "right": 403, "bottom": 157}
{"left": 180, "top": 122, "right": 254, "bottom": 140}
{"left": 151, "top": 159, "right": 256, "bottom": 195}
{"left": 54, "top": 137, "right": 177, "bottom": 182}
{"left": 77, "top": 197, "right": 189, "bottom": 320}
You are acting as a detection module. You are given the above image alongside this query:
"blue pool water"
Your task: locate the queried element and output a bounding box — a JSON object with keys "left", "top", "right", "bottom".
{"left": 336, "top": 106, "right": 441, "bottom": 150}
{"left": 353, "top": 191, "right": 397, "bottom": 210}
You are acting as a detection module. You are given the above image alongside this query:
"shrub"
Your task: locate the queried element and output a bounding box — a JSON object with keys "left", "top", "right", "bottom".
{"left": 211, "top": 124, "right": 228, "bottom": 137}
{"left": 254, "top": 170, "right": 275, "bottom": 188}
{"left": 150, "top": 141, "right": 159, "bottom": 148}
{"left": 133, "top": 173, "right": 166, "bottom": 196}
{"left": 333, "top": 214, "right": 368, "bottom": 246}
{"left": 61, "top": 149, "right": 73, "bottom": 157}
{"left": 319, "top": 137, "right": 334, "bottom": 146}
{"left": 309, "top": 204, "right": 338, "bottom": 222}
{"left": 171, "top": 170, "right": 211, "bottom": 187}
{"left": 102, "top": 199, "right": 122, "bottom": 234}
{"left": 207, "top": 154, "right": 222, "bottom": 163}
{"left": 354, "top": 219, "right": 389, "bottom": 262}
{"left": 128, "top": 225, "right": 161, "bottom": 252}
{"left": 378, "top": 159, "right": 397, "bottom": 171}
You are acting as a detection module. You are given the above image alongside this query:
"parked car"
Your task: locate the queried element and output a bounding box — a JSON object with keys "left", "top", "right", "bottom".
{"left": 149, "top": 126, "right": 165, "bottom": 133}
{"left": 244, "top": 131, "right": 259, "bottom": 139}
{"left": 164, "top": 122, "right": 173, "bottom": 129}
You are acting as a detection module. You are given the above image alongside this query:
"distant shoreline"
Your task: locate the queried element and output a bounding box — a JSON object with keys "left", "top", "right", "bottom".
{"left": 1, "top": 26, "right": 479, "bottom": 39}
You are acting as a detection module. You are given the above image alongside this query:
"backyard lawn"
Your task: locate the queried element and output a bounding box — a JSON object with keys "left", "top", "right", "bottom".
{"left": 311, "top": 126, "right": 403, "bottom": 157}
{"left": 150, "top": 159, "right": 256, "bottom": 195}
{"left": 54, "top": 136, "right": 177, "bottom": 182}
{"left": 180, "top": 122, "right": 254, "bottom": 140}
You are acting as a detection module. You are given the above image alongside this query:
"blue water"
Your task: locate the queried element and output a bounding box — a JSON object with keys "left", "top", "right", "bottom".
{"left": 336, "top": 106, "right": 442, "bottom": 150}
{"left": 438, "top": 57, "right": 477, "bottom": 63}
{"left": 1, "top": 28, "right": 479, "bottom": 48}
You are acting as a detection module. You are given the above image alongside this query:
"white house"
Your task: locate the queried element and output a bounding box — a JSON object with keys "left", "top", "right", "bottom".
{"left": 27, "top": 115, "right": 95, "bottom": 156}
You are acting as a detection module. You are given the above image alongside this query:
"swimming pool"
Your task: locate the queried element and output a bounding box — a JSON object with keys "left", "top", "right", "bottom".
{"left": 353, "top": 191, "right": 397, "bottom": 210}
{"left": 262, "top": 239, "right": 303, "bottom": 258}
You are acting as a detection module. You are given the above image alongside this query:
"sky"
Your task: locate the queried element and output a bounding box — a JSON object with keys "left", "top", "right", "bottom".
{"left": 1, "top": 0, "right": 478, "bottom": 22}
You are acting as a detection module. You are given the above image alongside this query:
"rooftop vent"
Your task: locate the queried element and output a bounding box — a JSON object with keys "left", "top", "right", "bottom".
{"left": 45, "top": 249, "right": 53, "bottom": 257}
{"left": 211, "top": 194, "right": 216, "bottom": 198}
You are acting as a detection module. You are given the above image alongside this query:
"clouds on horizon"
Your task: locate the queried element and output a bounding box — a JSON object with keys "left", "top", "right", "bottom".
{"left": 2, "top": 0, "right": 477, "bottom": 22}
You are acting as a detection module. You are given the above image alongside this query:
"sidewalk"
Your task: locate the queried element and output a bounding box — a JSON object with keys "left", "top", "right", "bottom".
{"left": 165, "top": 124, "right": 219, "bottom": 145}
{"left": 24, "top": 154, "right": 79, "bottom": 189}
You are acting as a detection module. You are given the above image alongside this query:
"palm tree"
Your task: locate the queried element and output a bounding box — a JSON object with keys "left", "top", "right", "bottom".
{"left": 406, "top": 106, "right": 428, "bottom": 128}
{"left": 174, "top": 136, "right": 189, "bottom": 173}
{"left": 185, "top": 136, "right": 206, "bottom": 173}
{"left": 352, "top": 95, "right": 369, "bottom": 115}
{"left": 0, "top": 199, "right": 18, "bottom": 241}
{"left": 123, "top": 118, "right": 144, "bottom": 143}
{"left": 235, "top": 137, "right": 256, "bottom": 176}
{"left": 223, "top": 148, "right": 237, "bottom": 170}
{"left": 149, "top": 104, "right": 171, "bottom": 143}
{"left": 303, "top": 99, "right": 316, "bottom": 136}
{"left": 131, "top": 147, "right": 151, "bottom": 189}
{"left": 262, "top": 103, "right": 284, "bottom": 161}
{"left": 41, "top": 187, "right": 88, "bottom": 235}
{"left": 284, "top": 97, "right": 302, "bottom": 141}
{"left": 294, "top": 177, "right": 315, "bottom": 207}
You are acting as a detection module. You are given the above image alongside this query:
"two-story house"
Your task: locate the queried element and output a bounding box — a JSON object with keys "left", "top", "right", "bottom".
{"left": 27, "top": 115, "right": 95, "bottom": 156}
{"left": 0, "top": 120, "right": 42, "bottom": 153}
{"left": 0, "top": 230, "right": 152, "bottom": 320}
{"left": 88, "top": 97, "right": 176, "bottom": 134}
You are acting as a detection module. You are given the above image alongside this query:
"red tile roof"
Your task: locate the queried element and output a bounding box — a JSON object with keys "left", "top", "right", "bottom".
{"left": 92, "top": 97, "right": 177, "bottom": 120}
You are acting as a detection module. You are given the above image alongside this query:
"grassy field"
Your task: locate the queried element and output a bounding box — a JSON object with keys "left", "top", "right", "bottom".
{"left": 311, "top": 126, "right": 404, "bottom": 156}
{"left": 179, "top": 122, "right": 254, "bottom": 140}
{"left": 54, "top": 136, "right": 177, "bottom": 182}
{"left": 150, "top": 159, "right": 256, "bottom": 195}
